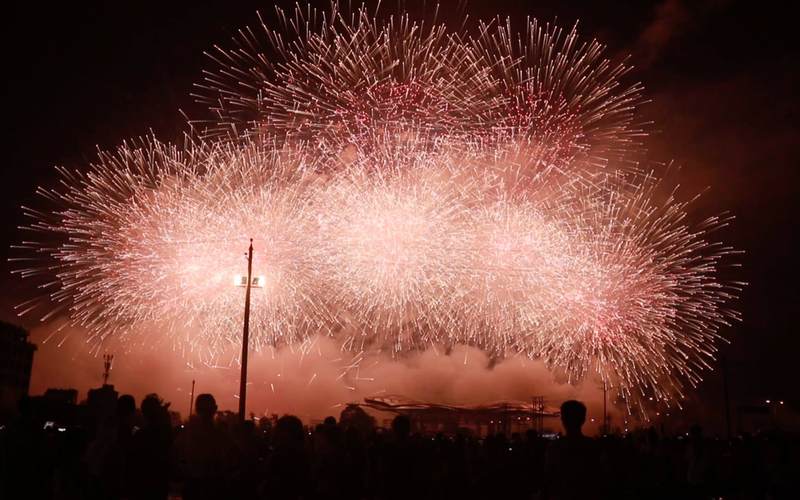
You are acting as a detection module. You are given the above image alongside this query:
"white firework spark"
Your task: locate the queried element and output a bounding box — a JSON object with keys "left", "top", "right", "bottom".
{"left": 195, "top": 3, "right": 645, "bottom": 173}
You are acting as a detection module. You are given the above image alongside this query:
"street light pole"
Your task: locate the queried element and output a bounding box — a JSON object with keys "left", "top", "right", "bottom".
{"left": 189, "top": 379, "right": 195, "bottom": 420}
{"left": 603, "top": 381, "right": 608, "bottom": 436}
{"left": 239, "top": 239, "right": 254, "bottom": 422}
{"left": 721, "top": 355, "right": 732, "bottom": 440}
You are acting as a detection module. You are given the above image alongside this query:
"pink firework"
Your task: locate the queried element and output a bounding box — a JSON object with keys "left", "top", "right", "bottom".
{"left": 12, "top": 3, "right": 740, "bottom": 407}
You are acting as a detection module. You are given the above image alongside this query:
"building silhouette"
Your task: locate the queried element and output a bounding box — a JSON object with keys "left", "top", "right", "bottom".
{"left": 361, "top": 394, "right": 560, "bottom": 436}
{"left": 0, "top": 321, "right": 36, "bottom": 418}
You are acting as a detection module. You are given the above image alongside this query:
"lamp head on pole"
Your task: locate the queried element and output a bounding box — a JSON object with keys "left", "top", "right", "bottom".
{"left": 234, "top": 274, "right": 266, "bottom": 288}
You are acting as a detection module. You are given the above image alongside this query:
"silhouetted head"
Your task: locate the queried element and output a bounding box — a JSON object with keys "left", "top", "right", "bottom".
{"left": 141, "top": 393, "right": 163, "bottom": 422}
{"left": 392, "top": 415, "right": 411, "bottom": 439}
{"left": 274, "top": 415, "right": 305, "bottom": 449}
{"left": 241, "top": 420, "right": 255, "bottom": 436}
{"left": 560, "top": 400, "right": 587, "bottom": 436}
{"left": 323, "top": 416, "right": 337, "bottom": 426}
{"left": 117, "top": 394, "right": 136, "bottom": 419}
{"left": 195, "top": 393, "right": 217, "bottom": 421}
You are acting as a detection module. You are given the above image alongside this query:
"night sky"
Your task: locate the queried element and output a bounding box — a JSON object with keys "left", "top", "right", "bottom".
{"left": 2, "top": 1, "right": 798, "bottom": 418}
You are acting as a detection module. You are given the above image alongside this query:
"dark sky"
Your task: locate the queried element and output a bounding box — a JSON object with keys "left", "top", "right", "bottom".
{"left": 2, "top": 1, "right": 797, "bottom": 413}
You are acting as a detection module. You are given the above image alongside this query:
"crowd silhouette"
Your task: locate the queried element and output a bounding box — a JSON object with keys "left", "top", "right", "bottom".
{"left": 1, "top": 394, "right": 797, "bottom": 499}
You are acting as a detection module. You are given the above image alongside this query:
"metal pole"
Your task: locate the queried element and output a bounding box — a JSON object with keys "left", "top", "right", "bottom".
{"left": 239, "top": 239, "right": 254, "bottom": 422}
{"left": 531, "top": 397, "right": 535, "bottom": 431}
{"left": 603, "top": 381, "right": 608, "bottom": 435}
{"left": 103, "top": 354, "right": 113, "bottom": 386}
{"left": 722, "top": 355, "right": 731, "bottom": 440}
{"left": 189, "top": 379, "right": 195, "bottom": 420}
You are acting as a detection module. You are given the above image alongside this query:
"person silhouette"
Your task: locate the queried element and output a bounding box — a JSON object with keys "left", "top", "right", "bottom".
{"left": 313, "top": 415, "right": 347, "bottom": 499}
{"left": 391, "top": 414, "right": 411, "bottom": 441}
{"left": 379, "top": 415, "right": 419, "bottom": 499}
{"left": 543, "top": 400, "right": 603, "bottom": 500}
{"left": 85, "top": 393, "right": 136, "bottom": 499}
{"left": 172, "top": 394, "right": 234, "bottom": 500}
{"left": 686, "top": 424, "right": 711, "bottom": 498}
{"left": 129, "top": 393, "right": 172, "bottom": 500}
{"left": 262, "top": 415, "right": 311, "bottom": 499}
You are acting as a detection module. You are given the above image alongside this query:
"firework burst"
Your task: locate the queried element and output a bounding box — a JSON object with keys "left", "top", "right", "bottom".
{"left": 13, "top": 3, "right": 741, "bottom": 406}
{"left": 195, "top": 3, "right": 645, "bottom": 173}
{"left": 15, "top": 140, "right": 335, "bottom": 360}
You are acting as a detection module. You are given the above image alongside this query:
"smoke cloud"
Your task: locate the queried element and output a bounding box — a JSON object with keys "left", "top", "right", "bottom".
{"left": 28, "top": 321, "right": 620, "bottom": 434}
